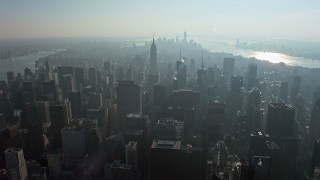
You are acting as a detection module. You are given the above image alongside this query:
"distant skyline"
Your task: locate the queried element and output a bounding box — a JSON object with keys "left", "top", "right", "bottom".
{"left": 1, "top": 0, "right": 320, "bottom": 41}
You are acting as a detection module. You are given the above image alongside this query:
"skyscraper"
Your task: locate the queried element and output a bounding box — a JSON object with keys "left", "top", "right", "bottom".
{"left": 6, "top": 71, "right": 14, "bottom": 84}
{"left": 279, "top": 81, "right": 289, "bottom": 102}
{"left": 223, "top": 58, "right": 235, "bottom": 87}
{"left": 75, "top": 67, "right": 85, "bottom": 90}
{"left": 290, "top": 76, "right": 301, "bottom": 104}
{"left": 89, "top": 67, "right": 98, "bottom": 86}
{"left": 68, "top": 91, "right": 82, "bottom": 118}
{"left": 57, "top": 66, "right": 76, "bottom": 92}
{"left": 266, "top": 102, "right": 295, "bottom": 136}
{"left": 148, "top": 38, "right": 160, "bottom": 101}
{"left": 153, "top": 83, "right": 166, "bottom": 106}
{"left": 150, "top": 37, "right": 157, "bottom": 74}
{"left": 175, "top": 55, "right": 187, "bottom": 89}
{"left": 126, "top": 113, "right": 148, "bottom": 132}
{"left": 310, "top": 139, "right": 320, "bottom": 178}
{"left": 61, "top": 127, "right": 87, "bottom": 158}
{"left": 47, "top": 153, "right": 61, "bottom": 178}
{"left": 155, "top": 118, "right": 184, "bottom": 141}
{"left": 310, "top": 98, "right": 320, "bottom": 140}
{"left": 5, "top": 148, "right": 28, "bottom": 180}
{"left": 116, "top": 81, "right": 142, "bottom": 131}
{"left": 245, "top": 88, "right": 262, "bottom": 131}
{"left": 247, "top": 63, "right": 257, "bottom": 90}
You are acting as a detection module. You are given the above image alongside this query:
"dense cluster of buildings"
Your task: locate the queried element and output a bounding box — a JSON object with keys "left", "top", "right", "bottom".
{"left": 0, "top": 33, "right": 320, "bottom": 179}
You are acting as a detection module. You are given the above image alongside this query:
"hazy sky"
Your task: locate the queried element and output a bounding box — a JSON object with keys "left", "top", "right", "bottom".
{"left": 1, "top": 0, "right": 320, "bottom": 41}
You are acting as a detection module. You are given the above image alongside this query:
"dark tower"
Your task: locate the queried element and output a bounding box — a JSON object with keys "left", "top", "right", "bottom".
{"left": 150, "top": 36, "right": 157, "bottom": 74}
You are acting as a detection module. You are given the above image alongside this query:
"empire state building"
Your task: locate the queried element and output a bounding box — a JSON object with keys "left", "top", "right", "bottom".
{"left": 148, "top": 37, "right": 160, "bottom": 95}
{"left": 150, "top": 37, "right": 157, "bottom": 74}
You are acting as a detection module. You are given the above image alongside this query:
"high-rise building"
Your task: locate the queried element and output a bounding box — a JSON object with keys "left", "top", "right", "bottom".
{"left": 86, "top": 107, "right": 108, "bottom": 129}
{"left": 247, "top": 63, "right": 257, "bottom": 90}
{"left": 61, "top": 74, "right": 75, "bottom": 94}
{"left": 21, "top": 103, "right": 35, "bottom": 128}
{"left": 124, "top": 67, "right": 132, "bottom": 81}
{"left": 230, "top": 75, "right": 243, "bottom": 92}
{"left": 41, "top": 80, "right": 57, "bottom": 99}
{"left": 5, "top": 148, "right": 28, "bottom": 180}
{"left": 68, "top": 91, "right": 82, "bottom": 118}
{"left": 35, "top": 100, "right": 51, "bottom": 128}
{"left": 198, "top": 54, "right": 208, "bottom": 112}
{"left": 217, "top": 75, "right": 228, "bottom": 102}
{"left": 227, "top": 76, "right": 245, "bottom": 119}
{"left": 104, "top": 61, "right": 111, "bottom": 73}
{"left": 171, "top": 89, "right": 199, "bottom": 108}
{"left": 310, "top": 139, "right": 320, "bottom": 178}
{"left": 155, "top": 118, "right": 184, "bottom": 141}
{"left": 47, "top": 153, "right": 61, "bottom": 178}
{"left": 223, "top": 58, "right": 235, "bottom": 86}
{"left": 126, "top": 113, "right": 148, "bottom": 132}
{"left": 207, "top": 67, "right": 216, "bottom": 86}
{"left": 6, "top": 71, "right": 14, "bottom": 84}
{"left": 75, "top": 67, "right": 85, "bottom": 90}
{"left": 212, "top": 141, "right": 228, "bottom": 171}
{"left": 116, "top": 81, "right": 142, "bottom": 131}
{"left": 150, "top": 139, "right": 202, "bottom": 180}
{"left": 150, "top": 37, "right": 157, "bottom": 74}
{"left": 87, "top": 92, "right": 103, "bottom": 109}
{"left": 265, "top": 141, "right": 281, "bottom": 179}
{"left": 290, "top": 76, "right": 301, "bottom": 104}
{"left": 266, "top": 102, "right": 295, "bottom": 136}
{"left": 153, "top": 83, "right": 166, "bottom": 106}
{"left": 125, "top": 141, "right": 139, "bottom": 176}
{"left": 175, "top": 57, "right": 187, "bottom": 89}
{"left": 248, "top": 131, "right": 270, "bottom": 156}
{"left": 89, "top": 67, "right": 98, "bottom": 86}
{"left": 310, "top": 98, "right": 320, "bottom": 140}
{"left": 110, "top": 160, "right": 133, "bottom": 180}
{"left": 61, "top": 127, "right": 87, "bottom": 158}
{"left": 87, "top": 128, "right": 102, "bottom": 154}
{"left": 150, "top": 140, "right": 181, "bottom": 180}
{"left": 245, "top": 88, "right": 262, "bottom": 131}
{"left": 50, "top": 101, "right": 70, "bottom": 149}
{"left": 58, "top": 66, "right": 76, "bottom": 93}
{"left": 206, "top": 100, "right": 225, "bottom": 141}
{"left": 23, "top": 80, "right": 37, "bottom": 102}
{"left": 279, "top": 81, "right": 289, "bottom": 102}
{"left": 190, "top": 58, "right": 195, "bottom": 74}
{"left": 312, "top": 86, "right": 320, "bottom": 106}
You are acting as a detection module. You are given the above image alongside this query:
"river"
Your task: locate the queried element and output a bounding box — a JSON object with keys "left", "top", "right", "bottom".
{"left": 0, "top": 51, "right": 55, "bottom": 81}
{"left": 1, "top": 39, "right": 319, "bottom": 82}
{"left": 198, "top": 39, "right": 320, "bottom": 68}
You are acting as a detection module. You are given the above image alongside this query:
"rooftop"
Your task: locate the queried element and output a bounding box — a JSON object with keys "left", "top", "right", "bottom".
{"left": 157, "top": 118, "right": 183, "bottom": 125}
{"left": 125, "top": 129, "right": 143, "bottom": 136}
{"left": 127, "top": 113, "right": 147, "bottom": 118}
{"left": 269, "top": 102, "right": 294, "bottom": 109}
{"left": 265, "top": 141, "right": 280, "bottom": 150}
{"left": 151, "top": 139, "right": 181, "bottom": 150}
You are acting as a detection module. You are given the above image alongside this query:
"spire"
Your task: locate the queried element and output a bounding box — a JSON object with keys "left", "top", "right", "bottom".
{"left": 152, "top": 34, "right": 154, "bottom": 44}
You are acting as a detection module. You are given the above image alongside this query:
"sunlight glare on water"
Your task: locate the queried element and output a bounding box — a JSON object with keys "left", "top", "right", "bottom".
{"left": 253, "top": 52, "right": 286, "bottom": 64}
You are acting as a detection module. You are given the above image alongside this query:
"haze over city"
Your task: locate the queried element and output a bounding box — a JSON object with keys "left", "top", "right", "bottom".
{"left": 1, "top": 1, "right": 320, "bottom": 180}
{"left": 1, "top": 0, "right": 320, "bottom": 40}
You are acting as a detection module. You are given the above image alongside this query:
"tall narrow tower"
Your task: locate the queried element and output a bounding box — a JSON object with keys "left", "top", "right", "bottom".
{"left": 150, "top": 37, "right": 157, "bottom": 74}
